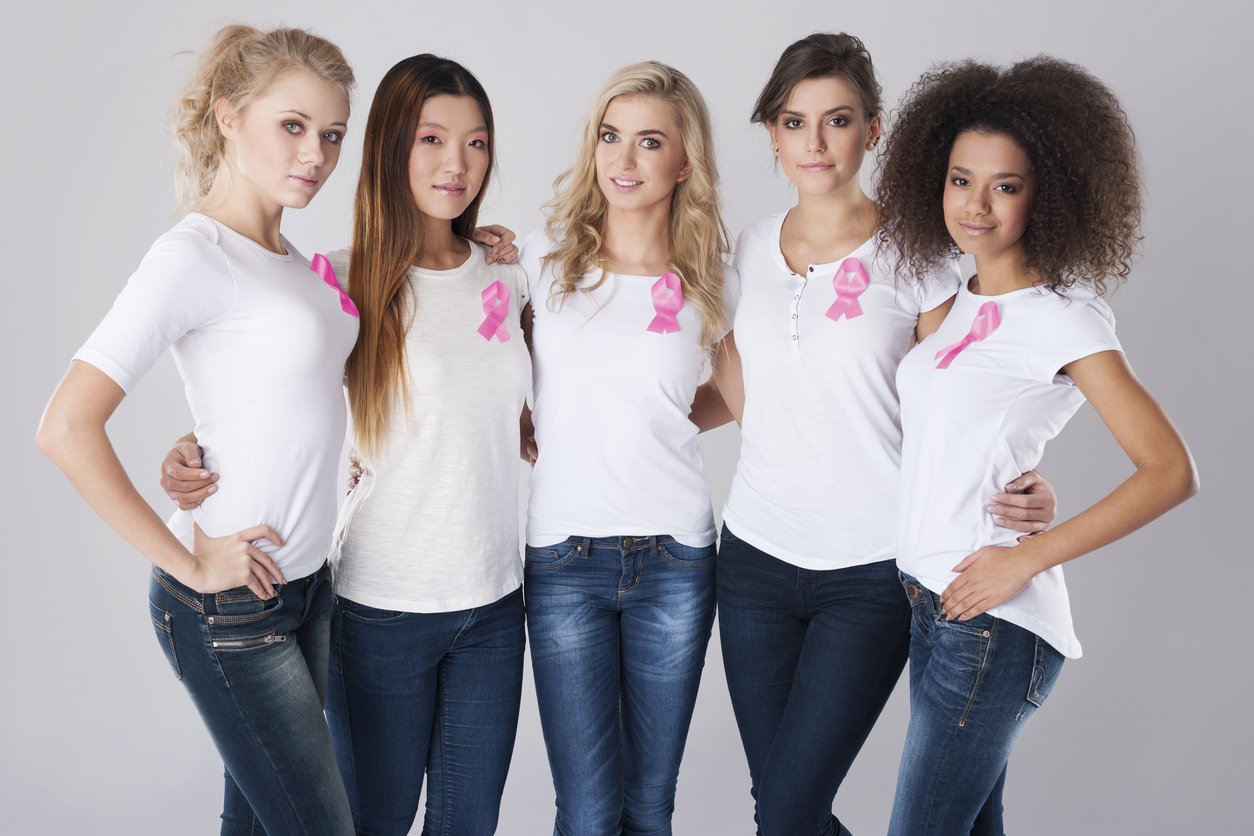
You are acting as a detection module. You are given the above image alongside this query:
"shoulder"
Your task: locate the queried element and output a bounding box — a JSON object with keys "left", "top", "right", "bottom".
{"left": 734, "top": 213, "right": 785, "bottom": 258}
{"left": 1033, "top": 284, "right": 1116, "bottom": 327}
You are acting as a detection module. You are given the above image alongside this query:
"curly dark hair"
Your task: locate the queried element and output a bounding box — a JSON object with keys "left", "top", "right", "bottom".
{"left": 876, "top": 56, "right": 1141, "bottom": 294}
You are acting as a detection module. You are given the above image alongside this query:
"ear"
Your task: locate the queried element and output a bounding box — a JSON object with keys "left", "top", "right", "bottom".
{"left": 213, "top": 98, "right": 240, "bottom": 139}
{"left": 766, "top": 121, "right": 780, "bottom": 154}
{"left": 676, "top": 158, "right": 693, "bottom": 184}
{"left": 866, "top": 114, "right": 883, "bottom": 152}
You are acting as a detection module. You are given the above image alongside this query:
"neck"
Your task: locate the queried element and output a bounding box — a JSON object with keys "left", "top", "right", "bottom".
{"left": 790, "top": 181, "right": 876, "bottom": 238}
{"left": 414, "top": 215, "right": 469, "bottom": 271}
{"left": 603, "top": 204, "right": 672, "bottom": 275}
{"left": 970, "top": 249, "right": 1040, "bottom": 295}
{"left": 197, "top": 165, "right": 286, "bottom": 254}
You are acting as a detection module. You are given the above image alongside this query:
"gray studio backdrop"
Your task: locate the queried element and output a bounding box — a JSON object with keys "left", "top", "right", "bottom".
{"left": 2, "top": 0, "right": 1245, "bottom": 833}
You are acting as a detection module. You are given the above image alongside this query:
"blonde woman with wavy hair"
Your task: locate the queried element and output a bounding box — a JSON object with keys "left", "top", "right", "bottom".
{"left": 38, "top": 24, "right": 358, "bottom": 835}
{"left": 518, "top": 60, "right": 732, "bottom": 835}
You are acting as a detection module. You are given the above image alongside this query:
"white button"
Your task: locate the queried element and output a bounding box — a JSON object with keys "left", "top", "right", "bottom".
{"left": 792, "top": 335, "right": 798, "bottom": 340}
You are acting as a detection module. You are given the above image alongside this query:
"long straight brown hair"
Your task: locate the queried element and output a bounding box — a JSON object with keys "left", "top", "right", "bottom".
{"left": 346, "top": 55, "right": 495, "bottom": 457}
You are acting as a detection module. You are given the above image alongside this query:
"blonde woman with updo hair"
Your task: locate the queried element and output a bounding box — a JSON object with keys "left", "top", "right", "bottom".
{"left": 38, "top": 25, "right": 359, "bottom": 835}
{"left": 517, "top": 60, "right": 733, "bottom": 834}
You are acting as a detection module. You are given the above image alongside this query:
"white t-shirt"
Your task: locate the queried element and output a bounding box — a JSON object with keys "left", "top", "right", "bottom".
{"left": 330, "top": 245, "right": 531, "bottom": 612}
{"left": 521, "top": 233, "right": 726, "bottom": 548}
{"left": 896, "top": 279, "right": 1122, "bottom": 658}
{"left": 75, "top": 213, "right": 359, "bottom": 580}
{"left": 723, "top": 212, "right": 960, "bottom": 570}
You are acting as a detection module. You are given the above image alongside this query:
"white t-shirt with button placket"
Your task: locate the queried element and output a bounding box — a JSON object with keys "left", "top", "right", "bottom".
{"left": 722, "top": 212, "right": 960, "bottom": 570}
{"left": 74, "top": 213, "right": 359, "bottom": 580}
{"left": 895, "top": 279, "right": 1123, "bottom": 658}
{"left": 521, "top": 233, "right": 730, "bottom": 549}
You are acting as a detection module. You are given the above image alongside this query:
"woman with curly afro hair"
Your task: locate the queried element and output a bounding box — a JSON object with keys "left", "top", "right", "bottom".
{"left": 877, "top": 57, "right": 1198, "bottom": 834}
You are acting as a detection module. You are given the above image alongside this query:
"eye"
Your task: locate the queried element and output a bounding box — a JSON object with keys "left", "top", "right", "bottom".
{"left": 600, "top": 131, "right": 619, "bottom": 144}
{"left": 827, "top": 116, "right": 850, "bottom": 127}
{"left": 640, "top": 137, "right": 661, "bottom": 150}
{"left": 420, "top": 135, "right": 441, "bottom": 145}
{"left": 282, "top": 121, "right": 302, "bottom": 135}
{"left": 783, "top": 118, "right": 802, "bottom": 130}
{"left": 950, "top": 176, "right": 970, "bottom": 187}
{"left": 994, "top": 183, "right": 1019, "bottom": 194}
{"left": 321, "top": 131, "right": 343, "bottom": 145}
{"left": 469, "top": 138, "right": 489, "bottom": 150}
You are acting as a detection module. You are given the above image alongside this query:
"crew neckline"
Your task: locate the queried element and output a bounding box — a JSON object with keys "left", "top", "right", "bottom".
{"left": 187, "top": 212, "right": 294, "bottom": 261}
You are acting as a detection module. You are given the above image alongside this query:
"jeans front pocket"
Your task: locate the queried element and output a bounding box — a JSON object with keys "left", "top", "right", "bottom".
{"left": 1026, "top": 635, "right": 1064, "bottom": 708}
{"left": 148, "top": 599, "right": 181, "bottom": 681}
{"left": 902, "top": 575, "right": 937, "bottom": 640}
{"left": 524, "top": 538, "right": 585, "bottom": 571}
{"left": 657, "top": 538, "right": 716, "bottom": 568}
{"left": 337, "top": 595, "right": 408, "bottom": 624}
{"left": 209, "top": 586, "right": 285, "bottom": 626}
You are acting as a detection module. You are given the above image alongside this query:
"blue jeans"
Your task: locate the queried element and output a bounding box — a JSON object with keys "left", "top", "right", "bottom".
{"left": 716, "top": 526, "right": 909, "bottom": 836}
{"left": 524, "top": 535, "right": 717, "bottom": 836}
{"left": 148, "top": 563, "right": 353, "bottom": 836}
{"left": 889, "top": 573, "right": 1065, "bottom": 836}
{"left": 324, "top": 587, "right": 525, "bottom": 836}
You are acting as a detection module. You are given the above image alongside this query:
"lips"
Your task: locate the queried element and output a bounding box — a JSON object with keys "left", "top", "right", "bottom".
{"left": 610, "top": 176, "right": 644, "bottom": 192}
{"left": 799, "top": 162, "right": 834, "bottom": 172}
{"left": 434, "top": 183, "right": 467, "bottom": 197}
{"left": 960, "top": 222, "right": 995, "bottom": 235}
{"left": 289, "top": 175, "right": 319, "bottom": 188}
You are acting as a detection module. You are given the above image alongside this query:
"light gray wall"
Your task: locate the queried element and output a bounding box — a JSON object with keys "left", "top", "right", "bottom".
{"left": 2, "top": 0, "right": 1245, "bottom": 833}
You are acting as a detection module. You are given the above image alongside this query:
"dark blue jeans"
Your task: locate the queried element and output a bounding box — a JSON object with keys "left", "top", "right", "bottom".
{"left": 524, "top": 535, "right": 717, "bottom": 836}
{"left": 324, "top": 587, "right": 525, "bottom": 836}
{"left": 889, "top": 573, "right": 1065, "bottom": 835}
{"left": 716, "top": 526, "right": 910, "bottom": 836}
{"left": 148, "top": 563, "right": 353, "bottom": 836}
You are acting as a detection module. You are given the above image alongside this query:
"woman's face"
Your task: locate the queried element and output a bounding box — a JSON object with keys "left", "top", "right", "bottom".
{"left": 767, "top": 75, "right": 879, "bottom": 199}
{"left": 943, "top": 130, "right": 1037, "bottom": 259}
{"left": 407, "top": 94, "right": 491, "bottom": 223}
{"left": 594, "top": 94, "right": 691, "bottom": 216}
{"left": 220, "top": 69, "right": 349, "bottom": 210}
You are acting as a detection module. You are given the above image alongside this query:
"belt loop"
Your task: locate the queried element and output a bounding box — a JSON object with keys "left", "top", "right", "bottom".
{"left": 650, "top": 535, "right": 659, "bottom": 554}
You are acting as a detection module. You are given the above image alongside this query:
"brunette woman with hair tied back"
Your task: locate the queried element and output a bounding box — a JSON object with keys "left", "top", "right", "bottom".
{"left": 517, "top": 60, "right": 732, "bottom": 834}
{"left": 159, "top": 54, "right": 525, "bottom": 836}
{"left": 877, "top": 56, "right": 1196, "bottom": 834}
{"left": 703, "top": 33, "right": 1059, "bottom": 835}
{"left": 38, "top": 24, "right": 360, "bottom": 834}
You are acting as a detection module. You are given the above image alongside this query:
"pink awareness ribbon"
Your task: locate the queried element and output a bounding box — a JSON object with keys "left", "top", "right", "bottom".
{"left": 310, "top": 254, "right": 359, "bottom": 317}
{"left": 824, "top": 257, "right": 870, "bottom": 322}
{"left": 934, "top": 300, "right": 1000, "bottom": 369}
{"left": 476, "top": 279, "right": 511, "bottom": 343}
{"left": 647, "top": 272, "right": 684, "bottom": 334}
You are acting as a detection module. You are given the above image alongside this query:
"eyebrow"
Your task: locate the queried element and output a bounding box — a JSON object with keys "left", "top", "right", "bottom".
{"left": 417, "top": 121, "right": 488, "bottom": 133}
{"left": 600, "top": 122, "right": 669, "bottom": 138}
{"left": 781, "top": 105, "right": 855, "bottom": 118}
{"left": 950, "top": 165, "right": 1025, "bottom": 180}
{"left": 279, "top": 109, "right": 347, "bottom": 128}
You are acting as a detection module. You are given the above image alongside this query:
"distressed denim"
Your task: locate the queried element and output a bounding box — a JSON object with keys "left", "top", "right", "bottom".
{"left": 889, "top": 573, "right": 1064, "bottom": 836}
{"left": 148, "top": 563, "right": 352, "bottom": 836}
{"left": 524, "top": 535, "right": 716, "bottom": 836}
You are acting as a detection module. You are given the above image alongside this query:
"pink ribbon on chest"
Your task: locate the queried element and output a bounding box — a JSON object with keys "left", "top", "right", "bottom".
{"left": 934, "top": 300, "right": 1000, "bottom": 369}
{"left": 824, "top": 257, "right": 870, "bottom": 322}
{"left": 476, "top": 280, "right": 511, "bottom": 343}
{"left": 310, "top": 254, "right": 359, "bottom": 317}
{"left": 647, "top": 272, "right": 684, "bottom": 334}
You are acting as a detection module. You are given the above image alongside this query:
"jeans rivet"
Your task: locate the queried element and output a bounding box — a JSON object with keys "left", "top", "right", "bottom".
{"left": 164, "top": 612, "right": 171, "bottom": 622}
{"left": 208, "top": 616, "right": 215, "bottom": 624}
{"left": 982, "top": 630, "right": 991, "bottom": 638}
{"left": 212, "top": 641, "right": 219, "bottom": 648}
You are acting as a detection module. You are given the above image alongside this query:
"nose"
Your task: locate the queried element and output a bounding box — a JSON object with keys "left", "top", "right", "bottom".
{"left": 444, "top": 143, "right": 467, "bottom": 176}
{"left": 806, "top": 125, "right": 825, "bottom": 153}
{"left": 965, "top": 187, "right": 990, "bottom": 215}
{"left": 298, "top": 133, "right": 325, "bottom": 168}
{"left": 615, "top": 141, "right": 637, "bottom": 171}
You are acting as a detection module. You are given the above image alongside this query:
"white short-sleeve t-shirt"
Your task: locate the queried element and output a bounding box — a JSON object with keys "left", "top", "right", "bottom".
{"left": 521, "top": 233, "right": 726, "bottom": 548}
{"left": 74, "top": 213, "right": 360, "bottom": 580}
{"left": 722, "top": 212, "right": 960, "bottom": 570}
{"left": 896, "top": 279, "right": 1122, "bottom": 658}
{"left": 330, "top": 245, "right": 531, "bottom": 612}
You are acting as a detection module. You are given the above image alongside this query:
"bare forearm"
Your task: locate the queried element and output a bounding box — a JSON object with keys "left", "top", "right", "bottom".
{"left": 40, "top": 422, "right": 196, "bottom": 578}
{"left": 690, "top": 381, "right": 733, "bottom": 433}
{"left": 1018, "top": 457, "right": 1198, "bottom": 574}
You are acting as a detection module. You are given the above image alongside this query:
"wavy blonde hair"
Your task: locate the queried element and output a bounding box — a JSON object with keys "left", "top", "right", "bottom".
{"left": 543, "top": 61, "right": 729, "bottom": 349}
{"left": 167, "top": 25, "right": 355, "bottom": 210}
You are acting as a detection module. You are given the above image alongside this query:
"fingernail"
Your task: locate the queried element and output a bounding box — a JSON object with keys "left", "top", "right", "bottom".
{"left": 199, "top": 470, "right": 209, "bottom": 478}
{"left": 208, "top": 485, "right": 217, "bottom": 494}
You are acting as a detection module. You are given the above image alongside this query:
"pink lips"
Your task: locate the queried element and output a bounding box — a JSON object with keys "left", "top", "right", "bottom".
{"left": 960, "top": 223, "right": 994, "bottom": 235}
{"left": 434, "top": 183, "right": 466, "bottom": 197}
{"left": 610, "top": 176, "right": 643, "bottom": 193}
{"left": 799, "top": 162, "right": 833, "bottom": 172}
{"left": 290, "top": 175, "right": 319, "bottom": 188}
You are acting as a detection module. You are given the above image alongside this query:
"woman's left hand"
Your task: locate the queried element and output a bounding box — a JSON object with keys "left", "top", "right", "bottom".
{"left": 940, "top": 545, "right": 1040, "bottom": 621}
{"left": 989, "top": 470, "right": 1056, "bottom": 540}
{"left": 472, "top": 225, "right": 519, "bottom": 264}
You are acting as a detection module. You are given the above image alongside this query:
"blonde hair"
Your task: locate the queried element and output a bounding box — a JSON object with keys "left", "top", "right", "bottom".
{"left": 543, "top": 61, "right": 729, "bottom": 349}
{"left": 167, "top": 25, "right": 355, "bottom": 209}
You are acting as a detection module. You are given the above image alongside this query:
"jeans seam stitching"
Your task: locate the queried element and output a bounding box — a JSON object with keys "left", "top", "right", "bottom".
{"left": 957, "top": 618, "right": 998, "bottom": 727}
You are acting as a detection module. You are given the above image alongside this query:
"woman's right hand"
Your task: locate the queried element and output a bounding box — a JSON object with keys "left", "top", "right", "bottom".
{"left": 188, "top": 523, "right": 287, "bottom": 599}
{"left": 160, "top": 439, "right": 218, "bottom": 510}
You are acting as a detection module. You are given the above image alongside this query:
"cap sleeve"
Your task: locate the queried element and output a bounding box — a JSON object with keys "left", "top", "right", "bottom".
{"left": 1026, "top": 295, "right": 1122, "bottom": 382}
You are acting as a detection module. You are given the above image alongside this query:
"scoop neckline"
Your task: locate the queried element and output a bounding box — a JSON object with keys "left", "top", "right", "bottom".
{"left": 187, "top": 212, "right": 294, "bottom": 261}
{"left": 771, "top": 210, "right": 875, "bottom": 277}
